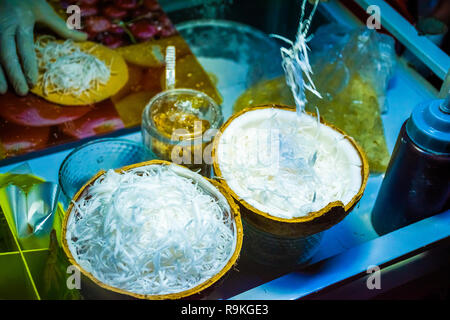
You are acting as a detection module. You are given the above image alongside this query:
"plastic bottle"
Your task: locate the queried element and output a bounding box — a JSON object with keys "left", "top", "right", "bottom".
{"left": 371, "top": 94, "right": 450, "bottom": 235}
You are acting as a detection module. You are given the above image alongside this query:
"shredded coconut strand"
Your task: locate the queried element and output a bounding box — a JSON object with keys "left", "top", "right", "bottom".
{"left": 35, "top": 36, "right": 111, "bottom": 96}
{"left": 66, "top": 165, "right": 235, "bottom": 295}
{"left": 270, "top": 0, "right": 321, "bottom": 116}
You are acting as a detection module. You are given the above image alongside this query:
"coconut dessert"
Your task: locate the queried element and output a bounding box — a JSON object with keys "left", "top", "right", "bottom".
{"left": 212, "top": 1, "right": 368, "bottom": 239}
{"left": 213, "top": 105, "right": 369, "bottom": 237}
{"left": 63, "top": 161, "right": 242, "bottom": 299}
{"left": 32, "top": 36, "right": 128, "bottom": 105}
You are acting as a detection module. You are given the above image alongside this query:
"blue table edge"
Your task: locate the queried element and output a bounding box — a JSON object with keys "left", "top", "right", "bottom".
{"left": 230, "top": 209, "right": 450, "bottom": 300}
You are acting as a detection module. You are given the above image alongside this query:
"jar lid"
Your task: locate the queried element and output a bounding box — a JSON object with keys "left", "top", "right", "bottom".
{"left": 406, "top": 98, "right": 450, "bottom": 154}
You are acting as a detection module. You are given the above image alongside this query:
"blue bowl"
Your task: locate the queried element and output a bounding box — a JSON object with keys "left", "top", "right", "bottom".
{"left": 58, "top": 138, "right": 152, "bottom": 200}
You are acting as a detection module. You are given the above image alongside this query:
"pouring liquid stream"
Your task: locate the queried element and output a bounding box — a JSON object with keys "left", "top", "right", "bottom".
{"left": 272, "top": 0, "right": 321, "bottom": 118}
{"left": 264, "top": 0, "right": 330, "bottom": 207}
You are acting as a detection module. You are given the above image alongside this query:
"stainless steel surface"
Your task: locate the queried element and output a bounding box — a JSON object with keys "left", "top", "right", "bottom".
{"left": 177, "top": 19, "right": 282, "bottom": 119}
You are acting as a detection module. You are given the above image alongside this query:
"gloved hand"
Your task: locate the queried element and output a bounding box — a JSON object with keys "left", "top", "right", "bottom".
{"left": 0, "top": 0, "right": 87, "bottom": 96}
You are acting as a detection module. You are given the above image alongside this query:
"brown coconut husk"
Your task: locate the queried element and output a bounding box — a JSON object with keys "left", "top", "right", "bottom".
{"left": 212, "top": 105, "right": 369, "bottom": 238}
{"left": 32, "top": 41, "right": 128, "bottom": 106}
{"left": 61, "top": 160, "right": 243, "bottom": 300}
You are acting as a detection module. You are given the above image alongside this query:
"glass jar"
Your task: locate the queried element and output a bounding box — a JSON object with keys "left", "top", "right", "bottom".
{"left": 142, "top": 89, "right": 223, "bottom": 176}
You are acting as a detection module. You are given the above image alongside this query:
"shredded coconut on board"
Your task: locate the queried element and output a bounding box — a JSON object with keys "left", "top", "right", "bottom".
{"left": 66, "top": 165, "right": 235, "bottom": 296}
{"left": 35, "top": 36, "right": 111, "bottom": 96}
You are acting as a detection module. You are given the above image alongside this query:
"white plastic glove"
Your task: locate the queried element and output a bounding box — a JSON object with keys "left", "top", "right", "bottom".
{"left": 0, "top": 0, "right": 87, "bottom": 96}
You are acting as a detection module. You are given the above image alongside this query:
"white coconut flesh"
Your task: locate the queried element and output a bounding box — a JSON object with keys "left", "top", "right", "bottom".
{"left": 66, "top": 164, "right": 237, "bottom": 296}
{"left": 217, "top": 108, "right": 363, "bottom": 219}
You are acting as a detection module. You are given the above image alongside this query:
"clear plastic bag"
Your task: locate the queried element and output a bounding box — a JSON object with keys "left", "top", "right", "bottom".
{"left": 300, "top": 24, "right": 396, "bottom": 173}
{"left": 232, "top": 24, "right": 395, "bottom": 173}
{"left": 309, "top": 23, "right": 396, "bottom": 113}
{"left": 0, "top": 163, "right": 59, "bottom": 248}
